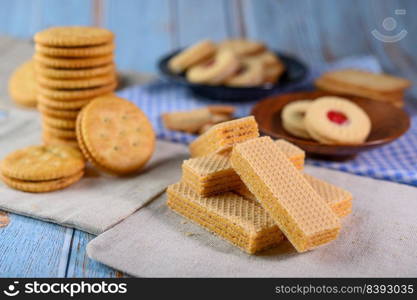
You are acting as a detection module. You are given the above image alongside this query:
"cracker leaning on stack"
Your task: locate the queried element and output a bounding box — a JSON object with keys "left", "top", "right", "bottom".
{"left": 315, "top": 69, "right": 411, "bottom": 108}
{"left": 8, "top": 60, "right": 38, "bottom": 108}
{"left": 33, "top": 26, "right": 117, "bottom": 148}
{"left": 168, "top": 39, "right": 285, "bottom": 87}
{"left": 167, "top": 116, "right": 352, "bottom": 254}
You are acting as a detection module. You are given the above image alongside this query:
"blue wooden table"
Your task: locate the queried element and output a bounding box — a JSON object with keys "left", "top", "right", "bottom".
{"left": 0, "top": 0, "right": 416, "bottom": 277}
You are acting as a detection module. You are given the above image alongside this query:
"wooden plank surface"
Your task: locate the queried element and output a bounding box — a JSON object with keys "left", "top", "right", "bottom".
{"left": 0, "top": 214, "right": 71, "bottom": 277}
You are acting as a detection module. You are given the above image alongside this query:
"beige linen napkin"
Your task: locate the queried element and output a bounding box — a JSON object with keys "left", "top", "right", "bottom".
{"left": 87, "top": 165, "right": 417, "bottom": 277}
{"left": 0, "top": 108, "right": 188, "bottom": 234}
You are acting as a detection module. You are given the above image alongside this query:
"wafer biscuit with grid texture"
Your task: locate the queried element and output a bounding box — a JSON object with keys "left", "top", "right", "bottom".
{"left": 0, "top": 170, "right": 83, "bottom": 193}
{"left": 35, "top": 43, "right": 114, "bottom": 57}
{"left": 235, "top": 174, "right": 352, "bottom": 218}
{"left": 230, "top": 136, "right": 340, "bottom": 252}
{"left": 189, "top": 116, "right": 259, "bottom": 157}
{"left": 0, "top": 145, "right": 84, "bottom": 181}
{"left": 167, "top": 182, "right": 284, "bottom": 254}
{"left": 303, "top": 174, "right": 352, "bottom": 217}
{"left": 183, "top": 139, "right": 304, "bottom": 196}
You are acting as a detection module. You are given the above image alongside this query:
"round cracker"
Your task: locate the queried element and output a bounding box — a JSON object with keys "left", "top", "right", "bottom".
{"left": 34, "top": 53, "right": 114, "bottom": 69}
{"left": 37, "top": 73, "right": 116, "bottom": 90}
{"left": 37, "top": 95, "right": 96, "bottom": 110}
{"left": 42, "top": 123, "right": 77, "bottom": 138}
{"left": 35, "top": 43, "right": 114, "bottom": 57}
{"left": 37, "top": 82, "right": 117, "bottom": 100}
{"left": 38, "top": 103, "right": 80, "bottom": 119}
{"left": 42, "top": 133, "right": 79, "bottom": 148}
{"left": 0, "top": 171, "right": 83, "bottom": 193}
{"left": 34, "top": 26, "right": 114, "bottom": 47}
{"left": 35, "top": 63, "right": 115, "bottom": 79}
{"left": 0, "top": 145, "right": 84, "bottom": 181}
{"left": 42, "top": 115, "right": 76, "bottom": 129}
{"left": 8, "top": 60, "right": 37, "bottom": 107}
{"left": 79, "top": 95, "right": 155, "bottom": 175}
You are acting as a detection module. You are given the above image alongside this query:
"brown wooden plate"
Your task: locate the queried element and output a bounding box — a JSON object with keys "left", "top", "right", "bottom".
{"left": 251, "top": 91, "right": 411, "bottom": 160}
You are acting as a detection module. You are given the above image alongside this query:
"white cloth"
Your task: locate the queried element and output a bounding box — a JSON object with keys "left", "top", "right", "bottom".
{"left": 87, "top": 165, "right": 417, "bottom": 277}
{"left": 0, "top": 109, "right": 188, "bottom": 234}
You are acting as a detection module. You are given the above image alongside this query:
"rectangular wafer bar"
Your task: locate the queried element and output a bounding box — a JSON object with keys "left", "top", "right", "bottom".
{"left": 183, "top": 139, "right": 305, "bottom": 196}
{"left": 230, "top": 136, "right": 341, "bottom": 252}
{"left": 189, "top": 116, "right": 259, "bottom": 157}
{"left": 235, "top": 173, "right": 352, "bottom": 218}
{"left": 167, "top": 182, "right": 284, "bottom": 254}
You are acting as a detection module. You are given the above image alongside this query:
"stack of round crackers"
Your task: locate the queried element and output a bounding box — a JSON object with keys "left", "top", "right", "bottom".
{"left": 33, "top": 26, "right": 117, "bottom": 148}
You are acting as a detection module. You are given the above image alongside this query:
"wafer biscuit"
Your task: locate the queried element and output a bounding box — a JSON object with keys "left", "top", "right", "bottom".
{"left": 230, "top": 136, "right": 340, "bottom": 252}
{"left": 35, "top": 43, "right": 115, "bottom": 57}
{"left": 189, "top": 116, "right": 259, "bottom": 157}
{"left": 167, "top": 182, "right": 284, "bottom": 254}
{"left": 35, "top": 63, "right": 115, "bottom": 79}
{"left": 0, "top": 145, "right": 84, "bottom": 181}
{"left": 34, "top": 53, "right": 114, "bottom": 69}
{"left": 303, "top": 174, "right": 352, "bottom": 217}
{"left": 183, "top": 139, "right": 305, "bottom": 196}
{"left": 34, "top": 26, "right": 114, "bottom": 47}
{"left": 235, "top": 174, "right": 352, "bottom": 218}
{"left": 0, "top": 170, "right": 83, "bottom": 193}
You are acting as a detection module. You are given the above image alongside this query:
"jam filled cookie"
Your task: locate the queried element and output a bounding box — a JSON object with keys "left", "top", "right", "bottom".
{"left": 168, "top": 40, "right": 216, "bottom": 74}
{"left": 304, "top": 96, "right": 371, "bottom": 145}
{"left": 186, "top": 50, "right": 240, "bottom": 85}
{"left": 281, "top": 100, "right": 312, "bottom": 139}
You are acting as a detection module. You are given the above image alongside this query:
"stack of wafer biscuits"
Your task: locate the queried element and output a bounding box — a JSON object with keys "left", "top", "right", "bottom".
{"left": 167, "top": 117, "right": 352, "bottom": 254}
{"left": 33, "top": 26, "right": 117, "bottom": 148}
{"left": 315, "top": 69, "right": 411, "bottom": 108}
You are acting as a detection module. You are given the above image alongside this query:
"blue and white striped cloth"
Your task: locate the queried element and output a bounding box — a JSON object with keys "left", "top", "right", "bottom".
{"left": 118, "top": 56, "right": 417, "bottom": 187}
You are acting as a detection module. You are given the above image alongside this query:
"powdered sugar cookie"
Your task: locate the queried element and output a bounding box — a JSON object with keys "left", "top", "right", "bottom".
{"left": 304, "top": 96, "right": 371, "bottom": 145}
{"left": 281, "top": 100, "right": 312, "bottom": 139}
{"left": 168, "top": 40, "right": 216, "bottom": 74}
{"left": 186, "top": 50, "right": 240, "bottom": 85}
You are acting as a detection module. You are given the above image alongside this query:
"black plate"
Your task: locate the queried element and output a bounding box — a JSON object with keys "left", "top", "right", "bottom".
{"left": 157, "top": 49, "right": 308, "bottom": 101}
